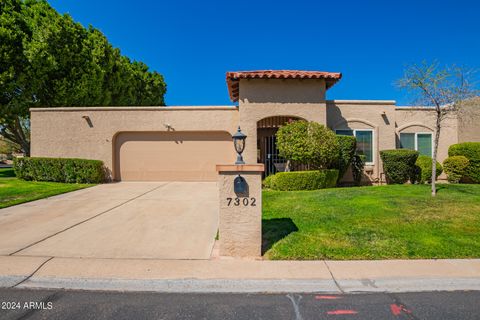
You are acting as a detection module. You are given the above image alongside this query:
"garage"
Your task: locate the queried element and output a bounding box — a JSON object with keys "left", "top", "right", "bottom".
{"left": 114, "top": 131, "right": 235, "bottom": 181}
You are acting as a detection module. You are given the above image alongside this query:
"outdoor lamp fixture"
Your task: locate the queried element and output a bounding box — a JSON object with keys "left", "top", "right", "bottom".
{"left": 232, "top": 126, "right": 247, "bottom": 165}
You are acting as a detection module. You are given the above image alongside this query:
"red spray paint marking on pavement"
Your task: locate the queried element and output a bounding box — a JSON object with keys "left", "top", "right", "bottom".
{"left": 315, "top": 295, "right": 341, "bottom": 300}
{"left": 327, "top": 310, "right": 358, "bottom": 315}
{"left": 390, "top": 304, "right": 412, "bottom": 316}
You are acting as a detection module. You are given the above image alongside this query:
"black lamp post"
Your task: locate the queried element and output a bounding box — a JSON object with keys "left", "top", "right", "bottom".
{"left": 232, "top": 126, "right": 247, "bottom": 165}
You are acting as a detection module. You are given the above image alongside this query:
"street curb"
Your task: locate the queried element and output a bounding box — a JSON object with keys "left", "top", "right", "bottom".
{"left": 12, "top": 276, "right": 480, "bottom": 293}
{"left": 16, "top": 277, "right": 340, "bottom": 293}
{"left": 337, "top": 278, "right": 480, "bottom": 293}
{"left": 0, "top": 276, "right": 27, "bottom": 288}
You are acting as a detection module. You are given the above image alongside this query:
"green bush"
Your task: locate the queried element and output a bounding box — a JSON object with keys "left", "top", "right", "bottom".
{"left": 351, "top": 154, "right": 366, "bottom": 186}
{"left": 380, "top": 149, "right": 419, "bottom": 184}
{"left": 267, "top": 170, "right": 339, "bottom": 191}
{"left": 443, "top": 156, "right": 469, "bottom": 183}
{"left": 413, "top": 155, "right": 443, "bottom": 184}
{"left": 14, "top": 157, "right": 105, "bottom": 183}
{"left": 263, "top": 174, "right": 276, "bottom": 189}
{"left": 335, "top": 135, "right": 356, "bottom": 183}
{"left": 448, "top": 142, "right": 480, "bottom": 183}
{"left": 449, "top": 142, "right": 480, "bottom": 159}
{"left": 276, "top": 121, "right": 339, "bottom": 169}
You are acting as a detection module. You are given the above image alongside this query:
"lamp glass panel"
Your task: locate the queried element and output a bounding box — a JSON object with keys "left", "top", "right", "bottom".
{"left": 234, "top": 138, "right": 245, "bottom": 154}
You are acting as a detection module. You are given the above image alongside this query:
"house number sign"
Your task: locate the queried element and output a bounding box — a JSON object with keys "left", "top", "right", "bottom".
{"left": 226, "top": 197, "right": 256, "bottom": 207}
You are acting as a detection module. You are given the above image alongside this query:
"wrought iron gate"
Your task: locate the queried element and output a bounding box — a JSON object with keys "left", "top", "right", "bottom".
{"left": 263, "top": 135, "right": 287, "bottom": 176}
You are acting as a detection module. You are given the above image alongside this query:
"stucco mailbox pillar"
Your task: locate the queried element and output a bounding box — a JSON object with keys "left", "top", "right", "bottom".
{"left": 216, "top": 164, "right": 264, "bottom": 257}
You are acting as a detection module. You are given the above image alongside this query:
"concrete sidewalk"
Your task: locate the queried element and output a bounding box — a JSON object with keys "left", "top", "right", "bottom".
{"left": 2, "top": 256, "right": 479, "bottom": 293}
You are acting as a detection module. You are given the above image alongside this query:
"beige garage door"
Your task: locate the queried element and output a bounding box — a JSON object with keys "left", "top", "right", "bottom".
{"left": 115, "top": 131, "right": 234, "bottom": 181}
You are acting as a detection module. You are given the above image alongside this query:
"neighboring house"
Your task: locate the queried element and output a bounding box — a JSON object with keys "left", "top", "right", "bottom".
{"left": 30, "top": 70, "right": 480, "bottom": 183}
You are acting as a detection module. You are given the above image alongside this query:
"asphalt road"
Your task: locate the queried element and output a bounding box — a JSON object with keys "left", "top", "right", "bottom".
{"left": 0, "top": 288, "right": 479, "bottom": 320}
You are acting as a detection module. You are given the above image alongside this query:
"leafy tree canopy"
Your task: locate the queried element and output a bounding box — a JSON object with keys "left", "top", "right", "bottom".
{"left": 276, "top": 121, "right": 340, "bottom": 169}
{"left": 0, "top": 0, "right": 167, "bottom": 154}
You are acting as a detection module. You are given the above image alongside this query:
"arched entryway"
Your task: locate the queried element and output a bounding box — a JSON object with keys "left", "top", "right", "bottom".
{"left": 257, "top": 116, "right": 305, "bottom": 176}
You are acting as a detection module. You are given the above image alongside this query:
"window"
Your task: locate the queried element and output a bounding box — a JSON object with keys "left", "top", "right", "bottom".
{"left": 336, "top": 129, "right": 354, "bottom": 136}
{"left": 399, "top": 132, "right": 432, "bottom": 157}
{"left": 336, "top": 129, "right": 374, "bottom": 164}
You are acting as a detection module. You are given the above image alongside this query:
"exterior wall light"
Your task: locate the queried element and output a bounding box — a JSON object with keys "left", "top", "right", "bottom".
{"left": 232, "top": 126, "right": 247, "bottom": 165}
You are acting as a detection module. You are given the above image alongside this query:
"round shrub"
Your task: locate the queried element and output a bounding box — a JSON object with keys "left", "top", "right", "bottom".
{"left": 413, "top": 155, "right": 443, "bottom": 184}
{"left": 443, "top": 156, "right": 469, "bottom": 183}
{"left": 276, "top": 121, "right": 339, "bottom": 169}
{"left": 464, "top": 160, "right": 480, "bottom": 183}
{"left": 268, "top": 170, "right": 339, "bottom": 191}
{"left": 262, "top": 174, "right": 276, "bottom": 189}
{"left": 335, "top": 135, "right": 356, "bottom": 183}
{"left": 380, "top": 149, "right": 419, "bottom": 184}
{"left": 448, "top": 142, "right": 480, "bottom": 183}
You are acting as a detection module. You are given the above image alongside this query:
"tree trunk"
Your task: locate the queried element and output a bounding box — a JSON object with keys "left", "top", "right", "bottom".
{"left": 1, "top": 117, "right": 30, "bottom": 156}
{"left": 431, "top": 110, "right": 442, "bottom": 197}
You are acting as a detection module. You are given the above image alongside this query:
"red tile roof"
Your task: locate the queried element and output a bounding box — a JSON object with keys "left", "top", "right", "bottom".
{"left": 226, "top": 70, "right": 342, "bottom": 102}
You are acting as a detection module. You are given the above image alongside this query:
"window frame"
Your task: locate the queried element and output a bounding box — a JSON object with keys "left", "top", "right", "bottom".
{"left": 335, "top": 128, "right": 375, "bottom": 165}
{"left": 399, "top": 132, "right": 433, "bottom": 157}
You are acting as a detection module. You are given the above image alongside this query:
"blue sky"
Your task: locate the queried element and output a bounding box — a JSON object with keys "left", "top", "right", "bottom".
{"left": 49, "top": 0, "right": 479, "bottom": 106}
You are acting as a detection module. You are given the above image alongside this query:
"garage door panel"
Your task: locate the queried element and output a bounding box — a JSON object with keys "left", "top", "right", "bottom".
{"left": 115, "top": 131, "right": 234, "bottom": 181}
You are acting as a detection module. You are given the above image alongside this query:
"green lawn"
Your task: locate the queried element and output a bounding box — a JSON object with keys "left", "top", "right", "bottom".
{"left": 0, "top": 168, "right": 94, "bottom": 209}
{"left": 263, "top": 184, "right": 480, "bottom": 260}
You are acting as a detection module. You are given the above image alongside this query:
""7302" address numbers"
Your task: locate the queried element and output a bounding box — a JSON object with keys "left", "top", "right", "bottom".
{"left": 226, "top": 197, "right": 256, "bottom": 207}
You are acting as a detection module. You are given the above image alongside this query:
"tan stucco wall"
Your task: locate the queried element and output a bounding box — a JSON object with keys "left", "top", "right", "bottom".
{"left": 394, "top": 108, "right": 458, "bottom": 163}
{"left": 239, "top": 78, "right": 326, "bottom": 104}
{"left": 327, "top": 100, "right": 397, "bottom": 182}
{"left": 239, "top": 79, "right": 328, "bottom": 164}
{"left": 30, "top": 78, "right": 474, "bottom": 184}
{"left": 326, "top": 102, "right": 462, "bottom": 182}
{"left": 31, "top": 106, "right": 239, "bottom": 180}
{"left": 458, "top": 99, "right": 480, "bottom": 143}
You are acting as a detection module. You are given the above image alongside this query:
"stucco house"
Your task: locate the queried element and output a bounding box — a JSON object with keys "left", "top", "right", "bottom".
{"left": 30, "top": 70, "right": 480, "bottom": 183}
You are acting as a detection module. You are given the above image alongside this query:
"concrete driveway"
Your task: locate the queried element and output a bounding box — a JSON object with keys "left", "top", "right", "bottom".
{"left": 0, "top": 182, "right": 218, "bottom": 259}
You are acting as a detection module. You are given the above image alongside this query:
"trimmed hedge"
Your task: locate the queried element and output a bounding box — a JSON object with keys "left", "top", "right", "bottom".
{"left": 449, "top": 142, "right": 480, "bottom": 159}
{"left": 380, "top": 149, "right": 419, "bottom": 184}
{"left": 264, "top": 170, "right": 339, "bottom": 191}
{"left": 413, "top": 155, "right": 443, "bottom": 184}
{"left": 448, "top": 142, "right": 480, "bottom": 183}
{"left": 443, "top": 156, "right": 470, "bottom": 183}
{"left": 14, "top": 157, "right": 105, "bottom": 183}
{"left": 262, "top": 174, "right": 276, "bottom": 189}
{"left": 335, "top": 135, "right": 356, "bottom": 183}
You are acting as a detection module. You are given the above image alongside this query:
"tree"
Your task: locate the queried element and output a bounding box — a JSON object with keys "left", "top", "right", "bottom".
{"left": 276, "top": 121, "right": 340, "bottom": 169}
{"left": 398, "top": 61, "right": 478, "bottom": 196}
{"left": 0, "top": 0, "right": 32, "bottom": 154}
{"left": 0, "top": 0, "right": 167, "bottom": 155}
